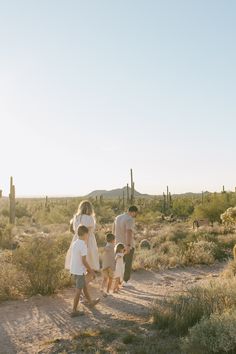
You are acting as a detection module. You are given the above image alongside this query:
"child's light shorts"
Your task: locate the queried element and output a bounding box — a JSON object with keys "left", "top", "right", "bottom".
{"left": 102, "top": 267, "right": 114, "bottom": 278}
{"left": 75, "top": 274, "right": 86, "bottom": 289}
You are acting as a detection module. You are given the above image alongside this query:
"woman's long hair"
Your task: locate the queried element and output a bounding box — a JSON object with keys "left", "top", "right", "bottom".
{"left": 76, "top": 200, "right": 95, "bottom": 217}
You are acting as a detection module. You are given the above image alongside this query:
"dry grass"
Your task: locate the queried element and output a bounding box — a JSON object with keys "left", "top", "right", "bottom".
{"left": 181, "top": 310, "right": 236, "bottom": 354}
{"left": 0, "top": 251, "right": 29, "bottom": 301}
{"left": 153, "top": 278, "right": 236, "bottom": 335}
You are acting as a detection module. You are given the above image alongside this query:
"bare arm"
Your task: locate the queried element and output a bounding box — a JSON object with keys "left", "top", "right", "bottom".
{"left": 82, "top": 256, "right": 95, "bottom": 277}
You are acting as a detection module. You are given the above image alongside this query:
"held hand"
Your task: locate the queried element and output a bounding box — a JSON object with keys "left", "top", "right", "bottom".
{"left": 89, "top": 269, "right": 96, "bottom": 279}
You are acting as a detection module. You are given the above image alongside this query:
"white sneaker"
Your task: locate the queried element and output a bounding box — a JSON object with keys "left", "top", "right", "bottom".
{"left": 122, "top": 282, "right": 133, "bottom": 288}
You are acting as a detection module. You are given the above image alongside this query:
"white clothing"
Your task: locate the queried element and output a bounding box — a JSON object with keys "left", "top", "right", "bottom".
{"left": 70, "top": 239, "right": 87, "bottom": 275}
{"left": 114, "top": 253, "right": 125, "bottom": 280}
{"left": 73, "top": 214, "right": 100, "bottom": 271}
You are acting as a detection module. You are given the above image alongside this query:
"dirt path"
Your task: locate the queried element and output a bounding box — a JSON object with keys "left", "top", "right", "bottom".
{"left": 0, "top": 262, "right": 225, "bottom": 354}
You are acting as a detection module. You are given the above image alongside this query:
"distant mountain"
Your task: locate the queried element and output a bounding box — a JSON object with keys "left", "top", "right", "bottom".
{"left": 86, "top": 186, "right": 151, "bottom": 199}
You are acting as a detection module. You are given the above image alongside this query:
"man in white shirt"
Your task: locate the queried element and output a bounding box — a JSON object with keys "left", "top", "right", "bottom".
{"left": 70, "top": 225, "right": 100, "bottom": 317}
{"left": 113, "top": 206, "right": 138, "bottom": 284}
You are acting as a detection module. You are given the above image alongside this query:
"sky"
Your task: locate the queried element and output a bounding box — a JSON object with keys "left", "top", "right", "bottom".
{"left": 0, "top": 0, "right": 236, "bottom": 196}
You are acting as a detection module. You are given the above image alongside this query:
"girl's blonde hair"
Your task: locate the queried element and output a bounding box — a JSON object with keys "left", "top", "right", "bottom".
{"left": 77, "top": 200, "right": 95, "bottom": 217}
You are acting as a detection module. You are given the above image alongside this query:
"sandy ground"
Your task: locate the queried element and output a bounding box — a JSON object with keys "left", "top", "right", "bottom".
{"left": 0, "top": 262, "right": 225, "bottom": 354}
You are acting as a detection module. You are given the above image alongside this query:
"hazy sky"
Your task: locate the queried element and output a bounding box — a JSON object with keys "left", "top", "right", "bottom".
{"left": 0, "top": 0, "right": 235, "bottom": 196}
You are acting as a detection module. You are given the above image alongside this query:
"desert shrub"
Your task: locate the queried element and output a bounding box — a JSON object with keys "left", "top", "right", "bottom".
{"left": 0, "top": 251, "right": 29, "bottom": 301}
{"left": 172, "top": 198, "right": 194, "bottom": 218}
{"left": 133, "top": 248, "right": 180, "bottom": 270}
{"left": 181, "top": 240, "right": 217, "bottom": 265}
{"left": 166, "top": 227, "right": 190, "bottom": 243}
{"left": 181, "top": 310, "right": 236, "bottom": 354}
{"left": 158, "top": 241, "right": 179, "bottom": 256}
{"left": 223, "top": 260, "right": 236, "bottom": 278}
{"left": 153, "top": 278, "right": 236, "bottom": 335}
{"left": 137, "top": 210, "right": 162, "bottom": 224}
{"left": 0, "top": 224, "right": 15, "bottom": 249}
{"left": 218, "top": 234, "right": 236, "bottom": 251}
{"left": 15, "top": 202, "right": 31, "bottom": 218}
{"left": 14, "top": 234, "right": 71, "bottom": 295}
{"left": 1, "top": 208, "right": 9, "bottom": 217}
{"left": 221, "top": 206, "right": 236, "bottom": 226}
{"left": 152, "top": 225, "right": 189, "bottom": 247}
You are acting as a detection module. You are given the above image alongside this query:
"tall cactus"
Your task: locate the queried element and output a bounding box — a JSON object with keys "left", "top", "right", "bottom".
{"left": 130, "top": 169, "right": 135, "bottom": 204}
{"left": 9, "top": 176, "right": 16, "bottom": 224}
{"left": 163, "top": 192, "right": 166, "bottom": 213}
{"left": 0, "top": 189, "right": 2, "bottom": 198}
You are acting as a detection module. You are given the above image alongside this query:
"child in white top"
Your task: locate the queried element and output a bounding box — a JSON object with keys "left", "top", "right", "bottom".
{"left": 113, "top": 243, "right": 125, "bottom": 293}
{"left": 70, "top": 225, "right": 100, "bottom": 317}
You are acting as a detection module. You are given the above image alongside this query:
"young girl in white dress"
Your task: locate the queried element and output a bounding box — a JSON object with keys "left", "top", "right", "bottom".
{"left": 66, "top": 201, "right": 100, "bottom": 272}
{"left": 113, "top": 243, "right": 125, "bottom": 293}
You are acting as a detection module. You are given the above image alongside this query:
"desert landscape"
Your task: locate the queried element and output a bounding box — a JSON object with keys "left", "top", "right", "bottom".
{"left": 1, "top": 1, "right": 235, "bottom": 353}
{"left": 1, "top": 181, "right": 236, "bottom": 353}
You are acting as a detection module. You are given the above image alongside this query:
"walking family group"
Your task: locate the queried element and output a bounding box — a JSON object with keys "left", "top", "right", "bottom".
{"left": 65, "top": 200, "right": 138, "bottom": 317}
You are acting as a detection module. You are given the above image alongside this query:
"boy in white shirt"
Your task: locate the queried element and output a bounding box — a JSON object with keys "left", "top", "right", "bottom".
{"left": 70, "top": 225, "right": 100, "bottom": 317}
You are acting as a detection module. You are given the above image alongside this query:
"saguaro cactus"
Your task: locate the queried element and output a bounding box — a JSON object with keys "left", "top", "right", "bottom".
{"left": 166, "top": 186, "right": 169, "bottom": 208}
{"left": 0, "top": 190, "right": 2, "bottom": 198}
{"left": 9, "top": 176, "right": 16, "bottom": 224}
{"left": 130, "top": 169, "right": 135, "bottom": 204}
{"left": 163, "top": 192, "right": 166, "bottom": 213}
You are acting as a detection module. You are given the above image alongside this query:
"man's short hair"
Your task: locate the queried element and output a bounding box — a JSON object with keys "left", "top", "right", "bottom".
{"left": 128, "top": 205, "right": 138, "bottom": 213}
{"left": 106, "top": 233, "right": 115, "bottom": 242}
{"left": 77, "top": 225, "right": 89, "bottom": 237}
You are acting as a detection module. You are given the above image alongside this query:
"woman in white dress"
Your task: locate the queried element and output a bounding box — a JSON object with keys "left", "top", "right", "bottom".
{"left": 71, "top": 200, "right": 100, "bottom": 272}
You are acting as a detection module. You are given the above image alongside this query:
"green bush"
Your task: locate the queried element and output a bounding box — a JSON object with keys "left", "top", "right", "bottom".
{"left": 171, "top": 198, "right": 194, "bottom": 218}
{"left": 0, "top": 251, "right": 29, "bottom": 301}
{"left": 133, "top": 248, "right": 180, "bottom": 270}
{"left": 153, "top": 279, "right": 236, "bottom": 335}
{"left": 14, "top": 235, "right": 71, "bottom": 295}
{"left": 137, "top": 210, "right": 163, "bottom": 225}
{"left": 0, "top": 224, "right": 14, "bottom": 249}
{"left": 181, "top": 311, "right": 236, "bottom": 354}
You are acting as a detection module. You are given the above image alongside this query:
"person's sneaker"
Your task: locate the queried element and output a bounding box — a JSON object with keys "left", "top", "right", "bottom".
{"left": 89, "top": 298, "right": 100, "bottom": 307}
{"left": 70, "top": 310, "right": 85, "bottom": 318}
{"left": 122, "top": 282, "right": 133, "bottom": 288}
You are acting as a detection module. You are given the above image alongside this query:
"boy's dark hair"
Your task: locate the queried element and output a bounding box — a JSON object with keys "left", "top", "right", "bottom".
{"left": 77, "top": 225, "right": 89, "bottom": 237}
{"left": 115, "top": 243, "right": 125, "bottom": 254}
{"left": 106, "top": 233, "right": 115, "bottom": 243}
{"left": 128, "top": 205, "right": 138, "bottom": 213}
